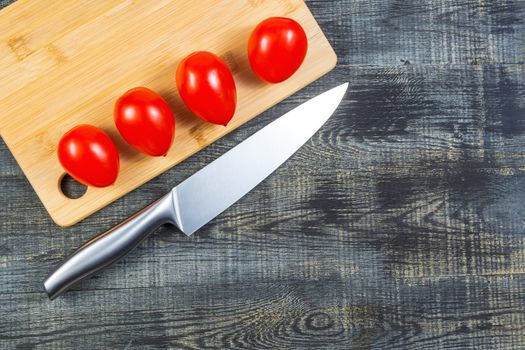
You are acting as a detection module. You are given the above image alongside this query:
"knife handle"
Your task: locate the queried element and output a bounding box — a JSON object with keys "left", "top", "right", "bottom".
{"left": 44, "top": 193, "right": 175, "bottom": 299}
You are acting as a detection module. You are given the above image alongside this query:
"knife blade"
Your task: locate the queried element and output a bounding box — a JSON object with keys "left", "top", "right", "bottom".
{"left": 44, "top": 83, "right": 348, "bottom": 299}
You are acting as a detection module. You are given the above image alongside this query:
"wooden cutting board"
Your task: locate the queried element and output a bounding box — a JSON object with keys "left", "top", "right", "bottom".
{"left": 0, "top": 0, "right": 336, "bottom": 227}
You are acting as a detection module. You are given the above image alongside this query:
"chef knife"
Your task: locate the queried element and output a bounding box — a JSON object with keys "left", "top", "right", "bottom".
{"left": 44, "top": 83, "right": 349, "bottom": 299}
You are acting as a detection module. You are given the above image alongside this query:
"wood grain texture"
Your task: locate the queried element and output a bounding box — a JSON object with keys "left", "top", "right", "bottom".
{"left": 1, "top": 0, "right": 525, "bottom": 349}
{"left": 0, "top": 0, "right": 336, "bottom": 227}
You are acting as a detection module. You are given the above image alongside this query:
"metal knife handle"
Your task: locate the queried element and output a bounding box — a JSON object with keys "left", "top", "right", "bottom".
{"left": 44, "top": 193, "right": 175, "bottom": 299}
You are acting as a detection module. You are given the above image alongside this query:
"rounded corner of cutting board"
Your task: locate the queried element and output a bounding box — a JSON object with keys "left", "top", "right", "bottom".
{"left": 49, "top": 210, "right": 77, "bottom": 228}
{"left": 322, "top": 39, "right": 338, "bottom": 72}
{"left": 328, "top": 49, "right": 338, "bottom": 71}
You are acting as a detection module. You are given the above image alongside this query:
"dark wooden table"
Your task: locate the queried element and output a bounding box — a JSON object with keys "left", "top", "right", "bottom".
{"left": 1, "top": 0, "right": 525, "bottom": 349}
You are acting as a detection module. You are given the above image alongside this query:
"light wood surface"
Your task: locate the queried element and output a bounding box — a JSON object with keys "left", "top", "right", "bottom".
{"left": 0, "top": 0, "right": 336, "bottom": 227}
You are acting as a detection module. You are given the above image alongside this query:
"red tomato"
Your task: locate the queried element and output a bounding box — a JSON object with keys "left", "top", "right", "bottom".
{"left": 114, "top": 87, "right": 175, "bottom": 156}
{"left": 248, "top": 17, "right": 308, "bottom": 83}
{"left": 176, "top": 51, "right": 237, "bottom": 126}
{"left": 57, "top": 125, "right": 119, "bottom": 188}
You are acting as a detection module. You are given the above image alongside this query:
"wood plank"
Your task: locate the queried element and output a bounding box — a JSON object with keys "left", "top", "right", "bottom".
{"left": 312, "top": 0, "right": 525, "bottom": 65}
{"left": 0, "top": 277, "right": 524, "bottom": 349}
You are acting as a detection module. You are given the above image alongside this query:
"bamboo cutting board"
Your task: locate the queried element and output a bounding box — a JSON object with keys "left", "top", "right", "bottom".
{"left": 0, "top": 0, "right": 336, "bottom": 227}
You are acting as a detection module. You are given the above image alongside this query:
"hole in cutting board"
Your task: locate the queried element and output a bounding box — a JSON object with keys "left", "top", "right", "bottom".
{"left": 60, "top": 174, "right": 87, "bottom": 199}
